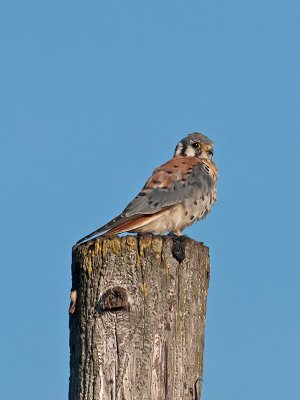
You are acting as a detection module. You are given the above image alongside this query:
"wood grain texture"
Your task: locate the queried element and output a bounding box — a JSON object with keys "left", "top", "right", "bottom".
{"left": 69, "top": 235, "right": 210, "bottom": 400}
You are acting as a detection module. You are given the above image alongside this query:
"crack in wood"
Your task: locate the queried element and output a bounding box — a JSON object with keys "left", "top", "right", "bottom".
{"left": 171, "top": 237, "right": 186, "bottom": 263}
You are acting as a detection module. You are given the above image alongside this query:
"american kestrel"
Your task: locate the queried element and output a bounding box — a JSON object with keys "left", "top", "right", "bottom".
{"left": 76, "top": 132, "right": 217, "bottom": 245}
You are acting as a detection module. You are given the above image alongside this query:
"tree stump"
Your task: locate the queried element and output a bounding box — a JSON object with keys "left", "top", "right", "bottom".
{"left": 69, "top": 234, "right": 210, "bottom": 400}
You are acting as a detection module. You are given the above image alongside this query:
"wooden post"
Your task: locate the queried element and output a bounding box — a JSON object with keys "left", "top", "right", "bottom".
{"left": 69, "top": 234, "right": 210, "bottom": 400}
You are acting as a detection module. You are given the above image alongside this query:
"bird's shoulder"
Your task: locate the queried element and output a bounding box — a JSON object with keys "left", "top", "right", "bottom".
{"left": 143, "top": 156, "right": 202, "bottom": 190}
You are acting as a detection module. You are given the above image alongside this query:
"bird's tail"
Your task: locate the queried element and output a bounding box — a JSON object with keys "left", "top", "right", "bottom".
{"left": 75, "top": 211, "right": 163, "bottom": 246}
{"left": 101, "top": 214, "right": 160, "bottom": 236}
{"left": 75, "top": 227, "right": 106, "bottom": 245}
{"left": 75, "top": 213, "right": 136, "bottom": 245}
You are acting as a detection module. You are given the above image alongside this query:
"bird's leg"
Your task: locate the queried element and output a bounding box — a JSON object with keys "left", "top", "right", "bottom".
{"left": 176, "top": 230, "right": 182, "bottom": 236}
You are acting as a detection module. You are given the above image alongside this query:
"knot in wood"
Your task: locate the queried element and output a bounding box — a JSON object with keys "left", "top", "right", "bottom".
{"left": 97, "top": 286, "right": 128, "bottom": 313}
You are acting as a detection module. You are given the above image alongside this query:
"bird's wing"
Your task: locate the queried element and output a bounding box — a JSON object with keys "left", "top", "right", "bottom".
{"left": 76, "top": 156, "right": 217, "bottom": 244}
{"left": 123, "top": 156, "right": 216, "bottom": 216}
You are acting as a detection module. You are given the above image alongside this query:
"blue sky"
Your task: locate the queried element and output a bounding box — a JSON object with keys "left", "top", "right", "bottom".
{"left": 1, "top": 1, "right": 299, "bottom": 399}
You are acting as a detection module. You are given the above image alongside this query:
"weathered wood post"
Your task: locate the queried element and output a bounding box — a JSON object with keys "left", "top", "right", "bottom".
{"left": 69, "top": 234, "right": 210, "bottom": 400}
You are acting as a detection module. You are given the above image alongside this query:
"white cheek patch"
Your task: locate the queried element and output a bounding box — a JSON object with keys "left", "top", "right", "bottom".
{"left": 185, "top": 146, "right": 196, "bottom": 157}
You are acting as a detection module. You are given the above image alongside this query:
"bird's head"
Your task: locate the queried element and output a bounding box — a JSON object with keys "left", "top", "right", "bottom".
{"left": 174, "top": 132, "right": 214, "bottom": 160}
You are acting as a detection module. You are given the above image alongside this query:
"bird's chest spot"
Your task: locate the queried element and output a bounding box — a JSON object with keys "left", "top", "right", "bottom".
{"left": 182, "top": 197, "right": 211, "bottom": 223}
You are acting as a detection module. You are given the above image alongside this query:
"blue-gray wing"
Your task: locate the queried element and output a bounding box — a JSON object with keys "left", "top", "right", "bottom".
{"left": 123, "top": 157, "right": 216, "bottom": 217}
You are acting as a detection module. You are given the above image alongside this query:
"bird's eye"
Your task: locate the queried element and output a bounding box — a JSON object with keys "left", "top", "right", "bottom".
{"left": 192, "top": 142, "right": 200, "bottom": 148}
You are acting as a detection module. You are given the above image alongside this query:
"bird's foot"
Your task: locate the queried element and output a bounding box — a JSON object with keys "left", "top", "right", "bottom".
{"left": 168, "top": 231, "right": 187, "bottom": 238}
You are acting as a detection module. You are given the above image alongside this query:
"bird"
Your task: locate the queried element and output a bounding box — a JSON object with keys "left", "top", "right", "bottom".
{"left": 76, "top": 132, "right": 218, "bottom": 245}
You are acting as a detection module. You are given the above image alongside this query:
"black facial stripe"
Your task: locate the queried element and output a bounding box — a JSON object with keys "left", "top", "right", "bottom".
{"left": 175, "top": 142, "right": 187, "bottom": 156}
{"left": 181, "top": 143, "right": 187, "bottom": 155}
